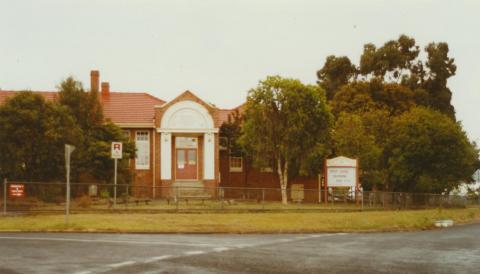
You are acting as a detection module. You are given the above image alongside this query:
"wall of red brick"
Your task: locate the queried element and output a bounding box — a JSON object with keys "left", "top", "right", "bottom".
{"left": 121, "top": 128, "right": 155, "bottom": 197}
{"left": 219, "top": 150, "right": 321, "bottom": 201}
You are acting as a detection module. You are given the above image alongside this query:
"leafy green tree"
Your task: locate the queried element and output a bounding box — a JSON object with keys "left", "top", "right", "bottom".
{"left": 219, "top": 109, "right": 244, "bottom": 157}
{"left": 317, "top": 35, "right": 458, "bottom": 120}
{"left": 57, "top": 77, "right": 134, "bottom": 184}
{"left": 86, "top": 123, "right": 134, "bottom": 183}
{"left": 423, "top": 42, "right": 457, "bottom": 118}
{"left": 359, "top": 34, "right": 420, "bottom": 82}
{"left": 387, "top": 107, "right": 479, "bottom": 193}
{"left": 317, "top": 55, "right": 357, "bottom": 100}
{"left": 57, "top": 77, "right": 103, "bottom": 131}
{"left": 0, "top": 92, "right": 82, "bottom": 181}
{"left": 331, "top": 80, "right": 416, "bottom": 116}
{"left": 240, "top": 76, "right": 333, "bottom": 204}
{"left": 332, "top": 112, "right": 382, "bottom": 190}
{"left": 330, "top": 82, "right": 378, "bottom": 116}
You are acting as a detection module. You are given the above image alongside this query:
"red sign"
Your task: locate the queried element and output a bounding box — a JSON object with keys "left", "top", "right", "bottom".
{"left": 9, "top": 184, "right": 25, "bottom": 198}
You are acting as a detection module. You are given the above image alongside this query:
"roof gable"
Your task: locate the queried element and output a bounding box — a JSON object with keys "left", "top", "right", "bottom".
{"left": 158, "top": 90, "right": 215, "bottom": 112}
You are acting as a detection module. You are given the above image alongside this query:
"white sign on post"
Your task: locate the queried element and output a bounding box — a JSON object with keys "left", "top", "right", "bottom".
{"left": 327, "top": 167, "right": 356, "bottom": 187}
{"left": 111, "top": 142, "right": 123, "bottom": 159}
{"left": 325, "top": 156, "right": 358, "bottom": 188}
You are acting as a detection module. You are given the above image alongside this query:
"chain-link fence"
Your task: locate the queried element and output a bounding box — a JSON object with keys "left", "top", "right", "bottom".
{"left": 1, "top": 180, "right": 478, "bottom": 214}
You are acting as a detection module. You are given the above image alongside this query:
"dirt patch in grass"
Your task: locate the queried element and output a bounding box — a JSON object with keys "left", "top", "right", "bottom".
{"left": 0, "top": 207, "right": 478, "bottom": 233}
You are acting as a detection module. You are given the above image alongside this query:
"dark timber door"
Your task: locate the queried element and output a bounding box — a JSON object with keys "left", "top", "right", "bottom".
{"left": 176, "top": 148, "right": 197, "bottom": 180}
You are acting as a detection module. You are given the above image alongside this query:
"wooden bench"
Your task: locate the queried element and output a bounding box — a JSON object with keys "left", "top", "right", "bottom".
{"left": 133, "top": 199, "right": 151, "bottom": 205}
{"left": 108, "top": 198, "right": 151, "bottom": 207}
{"left": 167, "top": 195, "right": 211, "bottom": 205}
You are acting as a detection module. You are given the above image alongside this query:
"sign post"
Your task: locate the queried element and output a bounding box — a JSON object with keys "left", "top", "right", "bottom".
{"left": 65, "top": 144, "right": 75, "bottom": 225}
{"left": 3, "top": 178, "right": 6, "bottom": 215}
{"left": 111, "top": 142, "right": 123, "bottom": 208}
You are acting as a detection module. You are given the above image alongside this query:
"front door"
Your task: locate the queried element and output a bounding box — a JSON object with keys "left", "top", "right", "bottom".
{"left": 176, "top": 148, "right": 197, "bottom": 180}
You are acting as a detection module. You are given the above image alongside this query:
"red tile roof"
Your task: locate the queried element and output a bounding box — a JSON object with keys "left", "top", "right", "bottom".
{"left": 0, "top": 90, "right": 58, "bottom": 104}
{"left": 0, "top": 90, "right": 165, "bottom": 126}
{"left": 0, "top": 89, "right": 247, "bottom": 127}
{"left": 215, "top": 103, "right": 246, "bottom": 126}
{"left": 100, "top": 92, "right": 164, "bottom": 125}
{"left": 215, "top": 109, "right": 235, "bottom": 126}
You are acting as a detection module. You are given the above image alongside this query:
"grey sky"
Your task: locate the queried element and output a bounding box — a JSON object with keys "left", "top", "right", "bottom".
{"left": 1, "top": 0, "right": 479, "bottom": 142}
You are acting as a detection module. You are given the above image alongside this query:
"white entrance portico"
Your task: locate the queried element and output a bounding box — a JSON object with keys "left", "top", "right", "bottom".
{"left": 157, "top": 100, "right": 218, "bottom": 182}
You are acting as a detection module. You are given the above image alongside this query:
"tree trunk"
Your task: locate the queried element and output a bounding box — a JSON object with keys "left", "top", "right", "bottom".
{"left": 281, "top": 183, "right": 288, "bottom": 205}
{"left": 277, "top": 159, "right": 288, "bottom": 205}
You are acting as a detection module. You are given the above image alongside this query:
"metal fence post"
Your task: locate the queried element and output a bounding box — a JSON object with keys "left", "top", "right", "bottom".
{"left": 3, "top": 178, "right": 7, "bottom": 215}
{"left": 332, "top": 188, "right": 335, "bottom": 206}
{"left": 382, "top": 192, "right": 385, "bottom": 209}
{"left": 220, "top": 187, "right": 224, "bottom": 211}
{"left": 125, "top": 184, "right": 129, "bottom": 209}
{"left": 262, "top": 189, "right": 265, "bottom": 210}
{"left": 361, "top": 190, "right": 364, "bottom": 210}
{"left": 175, "top": 186, "right": 179, "bottom": 212}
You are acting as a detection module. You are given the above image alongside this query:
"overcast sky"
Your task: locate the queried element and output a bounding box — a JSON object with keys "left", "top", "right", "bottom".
{"left": 1, "top": 0, "right": 479, "bottom": 142}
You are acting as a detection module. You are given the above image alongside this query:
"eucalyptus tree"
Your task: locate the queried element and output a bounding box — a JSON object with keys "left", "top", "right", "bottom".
{"left": 240, "top": 76, "right": 333, "bottom": 204}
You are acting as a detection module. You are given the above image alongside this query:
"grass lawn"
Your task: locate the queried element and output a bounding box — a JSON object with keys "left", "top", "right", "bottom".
{"left": 0, "top": 207, "right": 479, "bottom": 233}
{"left": 4, "top": 198, "right": 386, "bottom": 213}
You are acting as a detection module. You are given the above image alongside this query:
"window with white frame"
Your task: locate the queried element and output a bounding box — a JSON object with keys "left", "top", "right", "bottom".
{"left": 135, "top": 131, "right": 150, "bottom": 169}
{"left": 229, "top": 156, "right": 243, "bottom": 172}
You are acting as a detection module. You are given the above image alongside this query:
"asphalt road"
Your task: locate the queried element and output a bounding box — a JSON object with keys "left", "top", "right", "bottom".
{"left": 0, "top": 224, "right": 479, "bottom": 274}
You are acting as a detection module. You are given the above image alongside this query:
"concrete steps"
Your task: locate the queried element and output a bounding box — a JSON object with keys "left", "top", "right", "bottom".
{"left": 172, "top": 181, "right": 211, "bottom": 198}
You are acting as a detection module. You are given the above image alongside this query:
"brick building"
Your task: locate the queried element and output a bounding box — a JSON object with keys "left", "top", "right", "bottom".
{"left": 0, "top": 70, "right": 320, "bottom": 199}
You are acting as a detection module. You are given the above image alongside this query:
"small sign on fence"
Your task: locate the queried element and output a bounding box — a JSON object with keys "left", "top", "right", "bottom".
{"left": 9, "top": 184, "right": 25, "bottom": 198}
{"left": 291, "top": 184, "right": 304, "bottom": 202}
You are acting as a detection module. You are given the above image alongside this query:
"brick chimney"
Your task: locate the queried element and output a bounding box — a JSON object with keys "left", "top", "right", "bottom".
{"left": 90, "top": 70, "right": 99, "bottom": 92}
{"left": 101, "top": 82, "right": 110, "bottom": 95}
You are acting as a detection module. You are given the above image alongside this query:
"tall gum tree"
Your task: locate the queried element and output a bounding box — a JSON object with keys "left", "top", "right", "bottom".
{"left": 240, "top": 76, "right": 332, "bottom": 204}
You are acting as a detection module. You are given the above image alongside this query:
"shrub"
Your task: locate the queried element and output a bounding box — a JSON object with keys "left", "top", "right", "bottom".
{"left": 99, "top": 188, "right": 110, "bottom": 199}
{"left": 76, "top": 195, "right": 92, "bottom": 208}
{"left": 37, "top": 184, "right": 63, "bottom": 204}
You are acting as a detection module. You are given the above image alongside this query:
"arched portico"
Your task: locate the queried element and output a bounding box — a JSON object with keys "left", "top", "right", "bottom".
{"left": 157, "top": 100, "right": 218, "bottom": 181}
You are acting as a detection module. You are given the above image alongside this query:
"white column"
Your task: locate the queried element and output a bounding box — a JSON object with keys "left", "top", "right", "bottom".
{"left": 161, "top": 132, "right": 172, "bottom": 180}
{"left": 203, "top": 132, "right": 215, "bottom": 180}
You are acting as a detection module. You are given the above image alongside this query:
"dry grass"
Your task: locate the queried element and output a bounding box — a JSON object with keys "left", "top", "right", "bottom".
{"left": 0, "top": 207, "right": 479, "bottom": 233}
{"left": 9, "top": 199, "right": 383, "bottom": 212}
